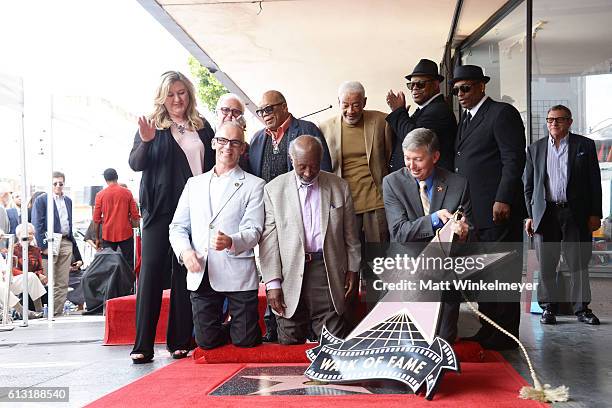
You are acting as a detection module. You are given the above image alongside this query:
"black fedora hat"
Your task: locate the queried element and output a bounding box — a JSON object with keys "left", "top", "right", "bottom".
{"left": 405, "top": 59, "right": 444, "bottom": 82}
{"left": 451, "top": 65, "right": 490, "bottom": 84}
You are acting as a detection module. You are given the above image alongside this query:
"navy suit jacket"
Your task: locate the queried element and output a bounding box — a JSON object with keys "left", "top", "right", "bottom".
{"left": 7, "top": 208, "right": 19, "bottom": 234}
{"left": 248, "top": 116, "right": 332, "bottom": 177}
{"left": 31, "top": 193, "right": 74, "bottom": 250}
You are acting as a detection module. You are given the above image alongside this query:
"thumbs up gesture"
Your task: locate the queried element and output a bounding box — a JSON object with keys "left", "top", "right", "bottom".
{"left": 211, "top": 230, "right": 233, "bottom": 251}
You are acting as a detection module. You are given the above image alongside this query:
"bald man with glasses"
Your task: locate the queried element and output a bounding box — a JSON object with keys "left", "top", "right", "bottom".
{"left": 386, "top": 59, "right": 457, "bottom": 173}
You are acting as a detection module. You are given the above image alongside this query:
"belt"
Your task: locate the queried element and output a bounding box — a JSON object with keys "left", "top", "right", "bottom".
{"left": 305, "top": 252, "right": 324, "bottom": 263}
{"left": 547, "top": 201, "right": 569, "bottom": 208}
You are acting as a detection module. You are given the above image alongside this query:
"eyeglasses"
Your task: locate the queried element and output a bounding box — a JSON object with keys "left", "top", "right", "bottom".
{"left": 546, "top": 117, "right": 571, "bottom": 124}
{"left": 451, "top": 84, "right": 475, "bottom": 95}
{"left": 256, "top": 102, "right": 284, "bottom": 117}
{"left": 53, "top": 182, "right": 64, "bottom": 187}
{"left": 213, "top": 137, "right": 244, "bottom": 148}
{"left": 218, "top": 107, "right": 243, "bottom": 117}
{"left": 406, "top": 79, "right": 435, "bottom": 90}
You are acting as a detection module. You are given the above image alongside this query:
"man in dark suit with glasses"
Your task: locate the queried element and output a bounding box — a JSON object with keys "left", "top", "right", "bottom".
{"left": 524, "top": 105, "right": 601, "bottom": 326}
{"left": 386, "top": 59, "right": 457, "bottom": 173}
{"left": 452, "top": 64, "right": 527, "bottom": 350}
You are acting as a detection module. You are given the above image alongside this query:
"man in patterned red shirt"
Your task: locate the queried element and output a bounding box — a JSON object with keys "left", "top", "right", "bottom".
{"left": 93, "top": 168, "right": 140, "bottom": 269}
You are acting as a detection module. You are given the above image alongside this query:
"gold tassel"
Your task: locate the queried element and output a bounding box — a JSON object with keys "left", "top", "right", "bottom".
{"left": 519, "top": 383, "right": 569, "bottom": 403}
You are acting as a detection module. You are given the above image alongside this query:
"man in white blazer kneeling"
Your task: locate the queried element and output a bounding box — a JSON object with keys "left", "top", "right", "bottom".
{"left": 170, "top": 122, "right": 265, "bottom": 349}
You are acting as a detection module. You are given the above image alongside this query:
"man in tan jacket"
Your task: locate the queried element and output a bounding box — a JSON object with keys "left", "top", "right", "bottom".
{"left": 259, "top": 135, "right": 361, "bottom": 344}
{"left": 319, "top": 81, "right": 393, "bottom": 244}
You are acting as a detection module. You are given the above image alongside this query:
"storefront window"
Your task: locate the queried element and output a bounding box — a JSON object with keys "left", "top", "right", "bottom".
{"left": 532, "top": 0, "right": 612, "bottom": 267}
{"left": 460, "top": 2, "right": 527, "bottom": 133}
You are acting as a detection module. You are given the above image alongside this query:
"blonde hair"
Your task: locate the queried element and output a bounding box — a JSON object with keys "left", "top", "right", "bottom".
{"left": 149, "top": 71, "right": 204, "bottom": 130}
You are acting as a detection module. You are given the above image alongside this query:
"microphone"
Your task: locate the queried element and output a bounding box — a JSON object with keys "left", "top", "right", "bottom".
{"left": 298, "top": 105, "right": 333, "bottom": 119}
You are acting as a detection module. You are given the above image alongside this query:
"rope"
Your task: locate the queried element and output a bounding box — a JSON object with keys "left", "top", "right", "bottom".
{"left": 433, "top": 213, "right": 569, "bottom": 403}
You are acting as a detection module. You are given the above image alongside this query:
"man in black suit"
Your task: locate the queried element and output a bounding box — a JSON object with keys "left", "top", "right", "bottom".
{"left": 452, "top": 65, "right": 527, "bottom": 350}
{"left": 386, "top": 59, "right": 457, "bottom": 173}
{"left": 524, "top": 105, "right": 601, "bottom": 325}
{"left": 383, "top": 128, "right": 471, "bottom": 342}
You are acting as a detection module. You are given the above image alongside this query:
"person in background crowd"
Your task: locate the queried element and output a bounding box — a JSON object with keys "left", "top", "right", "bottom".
{"left": 93, "top": 168, "right": 140, "bottom": 269}
{"left": 0, "top": 182, "right": 11, "bottom": 233}
{"left": 6, "top": 189, "right": 21, "bottom": 235}
{"left": 31, "top": 171, "right": 78, "bottom": 317}
{"left": 216, "top": 93, "right": 249, "bottom": 171}
{"left": 128, "top": 71, "right": 215, "bottom": 364}
{"left": 27, "top": 192, "right": 45, "bottom": 223}
{"left": 11, "top": 223, "right": 46, "bottom": 318}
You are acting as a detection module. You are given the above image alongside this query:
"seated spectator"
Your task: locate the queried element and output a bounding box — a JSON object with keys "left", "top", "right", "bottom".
{"left": 12, "top": 223, "right": 46, "bottom": 318}
{"left": 0, "top": 227, "right": 44, "bottom": 319}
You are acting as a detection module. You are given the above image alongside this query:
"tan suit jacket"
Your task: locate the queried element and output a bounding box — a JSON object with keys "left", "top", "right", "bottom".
{"left": 319, "top": 110, "right": 393, "bottom": 193}
{"left": 259, "top": 171, "right": 361, "bottom": 319}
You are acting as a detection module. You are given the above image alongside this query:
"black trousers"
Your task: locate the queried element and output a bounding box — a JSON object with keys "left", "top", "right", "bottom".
{"left": 131, "top": 214, "right": 193, "bottom": 355}
{"left": 191, "top": 268, "right": 261, "bottom": 349}
{"left": 475, "top": 219, "right": 523, "bottom": 341}
{"left": 102, "top": 237, "right": 134, "bottom": 270}
{"left": 535, "top": 204, "right": 592, "bottom": 314}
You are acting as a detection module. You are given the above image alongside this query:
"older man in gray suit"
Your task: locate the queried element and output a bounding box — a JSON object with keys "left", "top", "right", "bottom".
{"left": 383, "top": 128, "right": 471, "bottom": 342}
{"left": 170, "top": 122, "right": 265, "bottom": 350}
{"left": 259, "top": 135, "right": 361, "bottom": 344}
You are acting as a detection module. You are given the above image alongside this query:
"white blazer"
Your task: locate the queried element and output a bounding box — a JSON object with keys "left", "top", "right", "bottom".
{"left": 169, "top": 166, "right": 265, "bottom": 292}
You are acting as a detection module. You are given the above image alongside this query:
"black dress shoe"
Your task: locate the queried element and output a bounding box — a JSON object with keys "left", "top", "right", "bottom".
{"left": 540, "top": 310, "right": 557, "bottom": 325}
{"left": 577, "top": 311, "right": 600, "bottom": 325}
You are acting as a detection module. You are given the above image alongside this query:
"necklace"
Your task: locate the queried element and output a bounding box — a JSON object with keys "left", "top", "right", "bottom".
{"left": 172, "top": 120, "right": 187, "bottom": 134}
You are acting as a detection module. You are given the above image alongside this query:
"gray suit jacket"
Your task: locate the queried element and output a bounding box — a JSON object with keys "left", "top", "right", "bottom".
{"left": 169, "top": 166, "right": 265, "bottom": 292}
{"left": 259, "top": 171, "right": 361, "bottom": 319}
{"left": 383, "top": 167, "right": 472, "bottom": 243}
{"left": 524, "top": 133, "right": 602, "bottom": 232}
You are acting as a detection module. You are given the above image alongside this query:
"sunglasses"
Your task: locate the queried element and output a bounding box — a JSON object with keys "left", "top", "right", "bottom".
{"left": 256, "top": 102, "right": 284, "bottom": 117}
{"left": 53, "top": 182, "right": 64, "bottom": 187}
{"left": 218, "top": 107, "right": 243, "bottom": 117}
{"left": 546, "top": 117, "right": 571, "bottom": 124}
{"left": 406, "top": 79, "right": 435, "bottom": 90}
{"left": 451, "top": 84, "right": 477, "bottom": 95}
{"left": 213, "top": 136, "right": 244, "bottom": 148}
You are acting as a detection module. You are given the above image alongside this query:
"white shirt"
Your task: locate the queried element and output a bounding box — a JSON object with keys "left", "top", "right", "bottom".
{"left": 466, "top": 95, "right": 489, "bottom": 119}
{"left": 53, "top": 194, "right": 70, "bottom": 235}
{"left": 417, "top": 92, "right": 442, "bottom": 110}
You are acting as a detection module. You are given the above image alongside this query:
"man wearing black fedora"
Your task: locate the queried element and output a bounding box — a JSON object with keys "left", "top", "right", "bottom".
{"left": 386, "top": 58, "right": 457, "bottom": 173}
{"left": 452, "top": 64, "right": 527, "bottom": 350}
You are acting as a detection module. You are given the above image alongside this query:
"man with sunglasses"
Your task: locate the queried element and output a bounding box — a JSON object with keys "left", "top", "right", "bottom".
{"left": 170, "top": 122, "right": 265, "bottom": 350}
{"left": 386, "top": 59, "right": 457, "bottom": 173}
{"left": 248, "top": 90, "right": 332, "bottom": 183}
{"left": 31, "top": 171, "right": 78, "bottom": 317}
{"left": 524, "top": 105, "right": 601, "bottom": 326}
{"left": 248, "top": 90, "right": 332, "bottom": 341}
{"left": 452, "top": 65, "right": 527, "bottom": 350}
